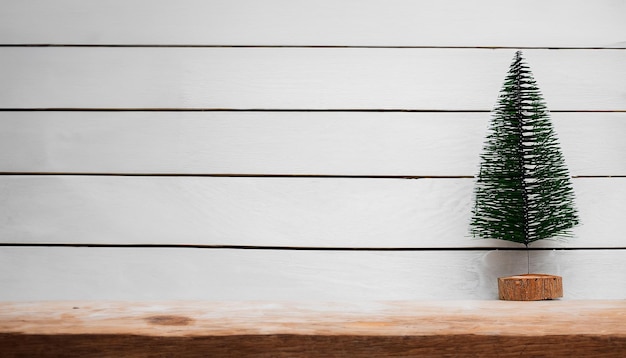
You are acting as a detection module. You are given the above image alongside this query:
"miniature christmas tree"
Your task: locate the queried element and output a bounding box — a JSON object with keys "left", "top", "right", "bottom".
{"left": 470, "top": 51, "right": 579, "bottom": 248}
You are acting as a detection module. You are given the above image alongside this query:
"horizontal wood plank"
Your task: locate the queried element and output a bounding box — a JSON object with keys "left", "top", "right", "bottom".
{"left": 4, "top": 334, "right": 622, "bottom": 358}
{"left": 2, "top": 300, "right": 624, "bottom": 336}
{"left": 0, "top": 111, "right": 623, "bottom": 176}
{"left": 0, "top": 48, "right": 624, "bottom": 110}
{"left": 2, "top": 301, "right": 624, "bottom": 356}
{"left": 1, "top": 0, "right": 624, "bottom": 48}
{"left": 0, "top": 247, "right": 624, "bottom": 300}
{"left": 0, "top": 176, "right": 623, "bottom": 248}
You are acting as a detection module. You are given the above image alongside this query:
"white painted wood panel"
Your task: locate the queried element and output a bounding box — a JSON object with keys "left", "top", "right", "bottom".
{"left": 1, "top": 48, "right": 624, "bottom": 110}
{"left": 0, "top": 112, "right": 623, "bottom": 176}
{"left": 0, "top": 247, "right": 623, "bottom": 300}
{"left": 0, "top": 176, "right": 623, "bottom": 248}
{"left": 1, "top": 0, "right": 624, "bottom": 47}
{"left": 1, "top": 0, "right": 623, "bottom": 305}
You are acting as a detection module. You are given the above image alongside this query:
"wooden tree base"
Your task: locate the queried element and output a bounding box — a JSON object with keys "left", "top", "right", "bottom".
{"left": 498, "top": 274, "right": 563, "bottom": 301}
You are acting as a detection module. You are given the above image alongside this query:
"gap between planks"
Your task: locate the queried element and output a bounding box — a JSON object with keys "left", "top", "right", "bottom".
{"left": 0, "top": 173, "right": 623, "bottom": 179}
{"left": 0, "top": 172, "right": 472, "bottom": 179}
{"left": 1, "top": 44, "right": 625, "bottom": 50}
{"left": 1, "top": 243, "right": 624, "bottom": 251}
{"left": 1, "top": 108, "right": 625, "bottom": 112}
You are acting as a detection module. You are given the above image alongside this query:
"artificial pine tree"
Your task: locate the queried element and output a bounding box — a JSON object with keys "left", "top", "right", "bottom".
{"left": 470, "top": 51, "right": 580, "bottom": 300}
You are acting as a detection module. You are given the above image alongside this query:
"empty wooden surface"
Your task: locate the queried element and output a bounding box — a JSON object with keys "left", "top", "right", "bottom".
{"left": 0, "top": 301, "right": 624, "bottom": 357}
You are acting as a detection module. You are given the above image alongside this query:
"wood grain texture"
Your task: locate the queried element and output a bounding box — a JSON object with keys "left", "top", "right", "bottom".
{"left": 498, "top": 274, "right": 563, "bottom": 301}
{"left": 1, "top": 0, "right": 624, "bottom": 47}
{"left": 1, "top": 334, "right": 624, "bottom": 358}
{"left": 0, "top": 0, "right": 624, "bottom": 309}
{"left": 1, "top": 300, "right": 625, "bottom": 336}
{"left": 0, "top": 176, "right": 623, "bottom": 248}
{"left": 0, "top": 48, "right": 624, "bottom": 110}
{"left": 0, "top": 247, "right": 624, "bottom": 300}
{"left": 1, "top": 301, "right": 625, "bottom": 357}
{"left": 1, "top": 111, "right": 624, "bottom": 176}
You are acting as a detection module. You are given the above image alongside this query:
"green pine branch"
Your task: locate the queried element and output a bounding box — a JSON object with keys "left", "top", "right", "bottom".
{"left": 470, "top": 51, "right": 579, "bottom": 246}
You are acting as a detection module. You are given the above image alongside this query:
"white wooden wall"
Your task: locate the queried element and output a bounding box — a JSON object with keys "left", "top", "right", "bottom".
{"left": 0, "top": 0, "right": 624, "bottom": 301}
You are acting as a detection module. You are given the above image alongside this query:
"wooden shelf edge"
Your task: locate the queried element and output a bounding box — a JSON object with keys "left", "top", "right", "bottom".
{"left": 1, "top": 300, "right": 624, "bottom": 356}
